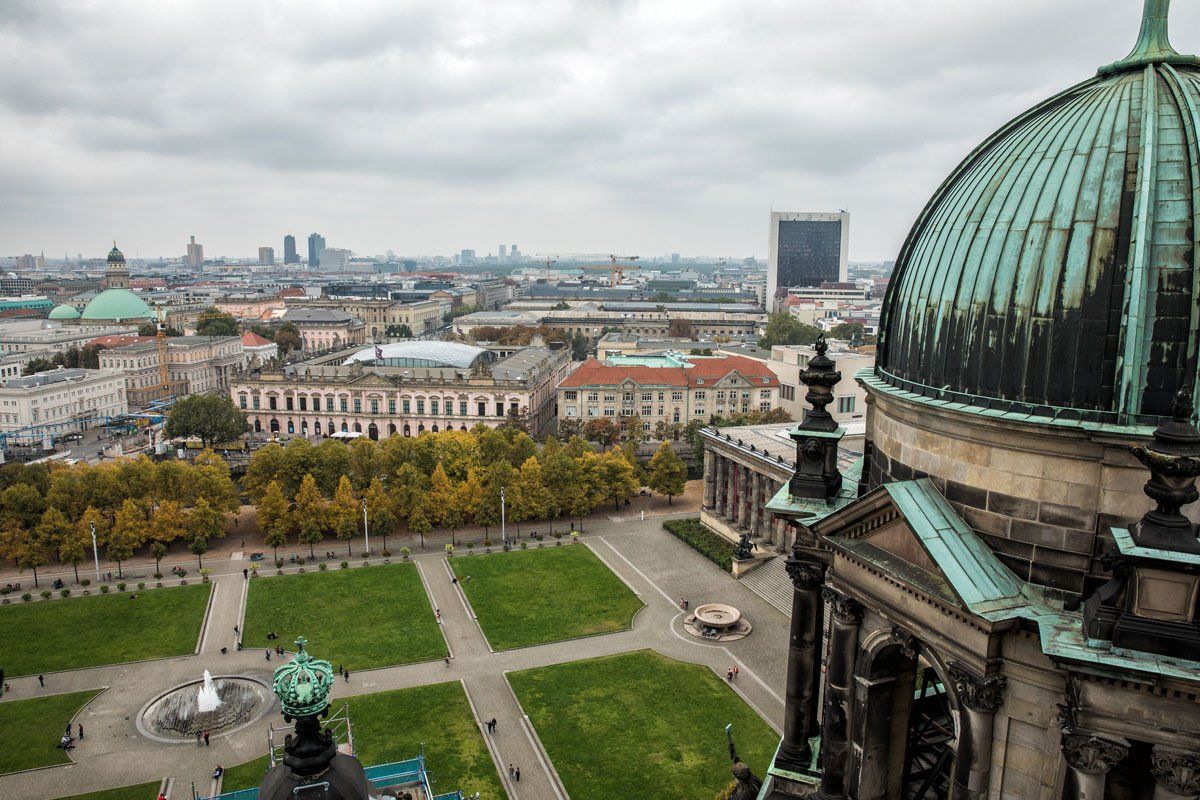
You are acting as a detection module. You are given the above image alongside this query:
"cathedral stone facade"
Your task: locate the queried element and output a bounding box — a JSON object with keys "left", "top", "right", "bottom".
{"left": 757, "top": 4, "right": 1200, "bottom": 799}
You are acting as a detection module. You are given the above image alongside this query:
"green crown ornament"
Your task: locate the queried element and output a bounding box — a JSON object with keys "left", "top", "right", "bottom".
{"left": 272, "top": 638, "right": 334, "bottom": 718}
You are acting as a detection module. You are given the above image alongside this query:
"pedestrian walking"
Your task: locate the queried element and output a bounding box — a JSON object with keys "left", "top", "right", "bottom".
{"left": 203, "top": 729, "right": 210, "bottom": 746}
{"left": 515, "top": 767, "right": 520, "bottom": 782}
{"left": 508, "top": 765, "right": 514, "bottom": 780}
{"left": 196, "top": 731, "right": 202, "bottom": 747}
{"left": 344, "top": 670, "right": 350, "bottom": 683}
{"left": 243, "top": 568, "right": 248, "bottom": 579}
{"left": 38, "top": 674, "right": 44, "bottom": 687}
{"left": 233, "top": 625, "right": 239, "bottom": 636}
{"left": 265, "top": 649, "right": 271, "bottom": 661}
{"left": 435, "top": 608, "right": 441, "bottom": 622}
{"left": 444, "top": 654, "right": 451, "bottom": 667}
{"left": 726, "top": 668, "right": 733, "bottom": 682}
{"left": 733, "top": 664, "right": 739, "bottom": 680}
{"left": 684, "top": 599, "right": 689, "bottom": 611}
{"left": 78, "top": 723, "right": 84, "bottom": 739}
{"left": 640, "top": 509, "right": 645, "bottom": 521}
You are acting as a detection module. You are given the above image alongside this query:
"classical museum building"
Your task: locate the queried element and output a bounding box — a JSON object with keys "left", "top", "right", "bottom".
{"left": 750, "top": 5, "right": 1200, "bottom": 800}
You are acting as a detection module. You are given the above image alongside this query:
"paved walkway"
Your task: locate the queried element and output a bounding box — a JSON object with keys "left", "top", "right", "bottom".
{"left": 0, "top": 508, "right": 790, "bottom": 800}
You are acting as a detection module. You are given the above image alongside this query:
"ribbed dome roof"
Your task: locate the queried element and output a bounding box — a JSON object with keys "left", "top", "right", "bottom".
{"left": 342, "top": 340, "right": 488, "bottom": 369}
{"left": 878, "top": 0, "right": 1200, "bottom": 426}
{"left": 80, "top": 289, "right": 153, "bottom": 322}
{"left": 48, "top": 304, "right": 80, "bottom": 320}
{"left": 107, "top": 243, "right": 124, "bottom": 263}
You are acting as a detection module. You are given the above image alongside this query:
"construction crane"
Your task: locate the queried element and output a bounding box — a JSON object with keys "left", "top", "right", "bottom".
{"left": 535, "top": 253, "right": 641, "bottom": 286}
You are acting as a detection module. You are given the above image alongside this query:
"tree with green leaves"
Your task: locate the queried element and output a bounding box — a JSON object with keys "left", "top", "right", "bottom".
{"left": 293, "top": 474, "right": 327, "bottom": 559}
{"left": 256, "top": 480, "right": 291, "bottom": 562}
{"left": 165, "top": 394, "right": 248, "bottom": 449}
{"left": 828, "top": 322, "right": 866, "bottom": 343}
{"left": 480, "top": 460, "right": 517, "bottom": 540}
{"left": 363, "top": 478, "right": 395, "bottom": 555}
{"left": 150, "top": 499, "right": 188, "bottom": 548}
{"left": 195, "top": 307, "right": 240, "bottom": 337}
{"left": 541, "top": 450, "right": 579, "bottom": 524}
{"left": 244, "top": 442, "right": 286, "bottom": 502}
{"left": 570, "top": 333, "right": 590, "bottom": 361}
{"left": 331, "top": 476, "right": 359, "bottom": 556}
{"left": 187, "top": 498, "right": 226, "bottom": 569}
{"left": 1, "top": 482, "right": 46, "bottom": 532}
{"left": 18, "top": 523, "right": 48, "bottom": 587}
{"left": 426, "top": 463, "right": 457, "bottom": 543}
{"left": 757, "top": 312, "right": 821, "bottom": 349}
{"left": 584, "top": 418, "right": 621, "bottom": 448}
{"left": 44, "top": 508, "right": 84, "bottom": 583}
{"left": 191, "top": 450, "right": 239, "bottom": 513}
{"left": 390, "top": 463, "right": 428, "bottom": 525}
{"left": 598, "top": 448, "right": 640, "bottom": 510}
{"left": 647, "top": 442, "right": 687, "bottom": 505}
{"left": 77, "top": 506, "right": 108, "bottom": 554}
{"left": 408, "top": 499, "right": 431, "bottom": 550}
{"left": 108, "top": 500, "right": 144, "bottom": 578}
{"left": 511, "top": 456, "right": 550, "bottom": 535}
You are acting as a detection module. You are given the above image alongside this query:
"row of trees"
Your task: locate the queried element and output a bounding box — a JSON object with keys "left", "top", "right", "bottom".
{"left": 23, "top": 344, "right": 102, "bottom": 375}
{"left": 0, "top": 453, "right": 240, "bottom": 585}
{"left": 247, "top": 427, "right": 689, "bottom": 557}
{"left": 758, "top": 312, "right": 869, "bottom": 349}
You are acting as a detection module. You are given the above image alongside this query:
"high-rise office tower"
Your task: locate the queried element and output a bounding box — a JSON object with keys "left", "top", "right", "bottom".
{"left": 186, "top": 235, "right": 205, "bottom": 268}
{"left": 320, "top": 247, "right": 351, "bottom": 272}
{"left": 499, "top": 244, "right": 507, "bottom": 259}
{"left": 258, "top": 247, "right": 275, "bottom": 266}
{"left": 511, "top": 244, "right": 519, "bottom": 258}
{"left": 766, "top": 211, "right": 849, "bottom": 311}
{"left": 283, "top": 235, "right": 299, "bottom": 264}
{"left": 308, "top": 233, "right": 326, "bottom": 269}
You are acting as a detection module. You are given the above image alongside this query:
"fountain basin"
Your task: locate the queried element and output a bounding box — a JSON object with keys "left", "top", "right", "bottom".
{"left": 137, "top": 675, "right": 273, "bottom": 743}
{"left": 693, "top": 603, "right": 742, "bottom": 629}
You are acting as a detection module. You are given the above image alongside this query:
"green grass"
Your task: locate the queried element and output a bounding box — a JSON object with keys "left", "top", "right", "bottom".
{"left": 509, "top": 650, "right": 779, "bottom": 800}
{"left": 0, "top": 689, "right": 102, "bottom": 774}
{"left": 0, "top": 584, "right": 211, "bottom": 676}
{"left": 451, "top": 545, "right": 644, "bottom": 650}
{"left": 222, "top": 682, "right": 502, "bottom": 799}
{"left": 663, "top": 518, "right": 734, "bottom": 572}
{"left": 52, "top": 781, "right": 161, "bottom": 800}
{"left": 242, "top": 563, "right": 445, "bottom": 670}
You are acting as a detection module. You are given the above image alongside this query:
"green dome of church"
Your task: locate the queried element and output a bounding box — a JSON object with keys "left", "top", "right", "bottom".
{"left": 877, "top": 0, "right": 1200, "bottom": 426}
{"left": 48, "top": 304, "right": 80, "bottom": 320}
{"left": 80, "top": 288, "right": 153, "bottom": 322}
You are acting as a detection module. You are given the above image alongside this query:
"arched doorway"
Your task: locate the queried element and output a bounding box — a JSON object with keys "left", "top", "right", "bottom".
{"left": 287, "top": 420, "right": 295, "bottom": 434}
{"left": 403, "top": 424, "right": 411, "bottom": 437}
{"left": 431, "top": 424, "right": 439, "bottom": 433}
{"left": 314, "top": 421, "right": 322, "bottom": 436}
{"left": 417, "top": 423, "right": 425, "bottom": 433}
{"left": 353, "top": 422, "right": 362, "bottom": 433}
{"left": 301, "top": 421, "right": 308, "bottom": 436}
{"left": 341, "top": 422, "right": 348, "bottom": 432}
{"left": 368, "top": 423, "right": 379, "bottom": 441}
{"left": 388, "top": 423, "right": 396, "bottom": 436}
{"left": 269, "top": 418, "right": 280, "bottom": 434}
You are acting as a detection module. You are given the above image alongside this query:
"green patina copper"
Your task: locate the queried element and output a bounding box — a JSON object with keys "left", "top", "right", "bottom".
{"left": 877, "top": 0, "right": 1200, "bottom": 426}
{"left": 272, "top": 637, "right": 335, "bottom": 718}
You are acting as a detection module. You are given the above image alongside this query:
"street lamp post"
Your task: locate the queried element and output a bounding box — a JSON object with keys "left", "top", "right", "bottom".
{"left": 501, "top": 487, "right": 506, "bottom": 548}
{"left": 90, "top": 521, "right": 100, "bottom": 584}
{"left": 361, "top": 497, "right": 370, "bottom": 556}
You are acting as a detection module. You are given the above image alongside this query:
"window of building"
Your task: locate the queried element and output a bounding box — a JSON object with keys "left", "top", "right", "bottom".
{"left": 837, "top": 396, "right": 856, "bottom": 414}
{"left": 565, "top": 391, "right": 577, "bottom": 400}
{"left": 604, "top": 407, "right": 615, "bottom": 416}
{"left": 299, "top": 397, "right": 307, "bottom": 411}
{"left": 759, "top": 401, "right": 772, "bottom": 412}
{"left": 641, "top": 392, "right": 653, "bottom": 401}
{"left": 716, "top": 391, "right": 726, "bottom": 400}
{"left": 353, "top": 399, "right": 362, "bottom": 413}
{"left": 694, "top": 391, "right": 706, "bottom": 401}
{"left": 325, "top": 396, "right": 334, "bottom": 411}
{"left": 285, "top": 397, "right": 294, "bottom": 411}
{"left": 587, "top": 406, "right": 598, "bottom": 417}
{"left": 413, "top": 399, "right": 423, "bottom": 414}
{"left": 402, "top": 399, "right": 411, "bottom": 414}
{"left": 781, "top": 384, "right": 795, "bottom": 401}
{"left": 641, "top": 405, "right": 652, "bottom": 416}
{"left": 431, "top": 400, "right": 439, "bottom": 415}
{"left": 459, "top": 400, "right": 468, "bottom": 416}
{"left": 478, "top": 401, "right": 486, "bottom": 416}
{"left": 587, "top": 392, "right": 599, "bottom": 402}
{"left": 496, "top": 402, "right": 504, "bottom": 417}
{"left": 252, "top": 396, "right": 260, "bottom": 410}
{"left": 604, "top": 393, "right": 616, "bottom": 402}
{"left": 239, "top": 395, "right": 247, "bottom": 409}
{"left": 340, "top": 397, "right": 348, "bottom": 412}
{"left": 389, "top": 399, "right": 396, "bottom": 414}
{"left": 695, "top": 407, "right": 706, "bottom": 415}
{"left": 671, "top": 391, "right": 683, "bottom": 401}
{"left": 268, "top": 396, "right": 277, "bottom": 410}
{"left": 371, "top": 399, "right": 379, "bottom": 414}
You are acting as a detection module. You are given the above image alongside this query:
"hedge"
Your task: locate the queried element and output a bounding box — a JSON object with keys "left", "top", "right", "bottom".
{"left": 663, "top": 518, "right": 734, "bottom": 572}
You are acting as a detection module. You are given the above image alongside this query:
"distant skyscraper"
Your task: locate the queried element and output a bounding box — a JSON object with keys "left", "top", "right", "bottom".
{"left": 461, "top": 249, "right": 476, "bottom": 265}
{"left": 308, "top": 233, "right": 326, "bottom": 269}
{"left": 499, "top": 244, "right": 507, "bottom": 259}
{"left": 258, "top": 247, "right": 275, "bottom": 266}
{"left": 283, "top": 235, "right": 299, "bottom": 264}
{"left": 320, "top": 247, "right": 351, "bottom": 271}
{"left": 766, "top": 211, "right": 849, "bottom": 312}
{"left": 186, "top": 235, "right": 204, "bottom": 268}
{"left": 511, "top": 244, "right": 519, "bottom": 258}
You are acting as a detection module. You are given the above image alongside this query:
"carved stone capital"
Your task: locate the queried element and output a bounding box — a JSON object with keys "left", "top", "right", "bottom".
{"left": 821, "top": 587, "right": 864, "bottom": 624}
{"left": 889, "top": 627, "right": 918, "bottom": 659}
{"left": 785, "top": 558, "right": 826, "bottom": 591}
{"left": 1151, "top": 748, "right": 1200, "bottom": 796}
{"left": 1062, "top": 734, "right": 1129, "bottom": 775}
{"left": 946, "top": 662, "right": 1006, "bottom": 713}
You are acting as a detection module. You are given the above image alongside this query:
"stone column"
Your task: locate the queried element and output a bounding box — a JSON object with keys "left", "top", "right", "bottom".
{"left": 715, "top": 457, "right": 728, "bottom": 517}
{"left": 1061, "top": 734, "right": 1128, "bottom": 800}
{"left": 1151, "top": 747, "right": 1200, "bottom": 800}
{"left": 737, "top": 464, "right": 750, "bottom": 530}
{"left": 816, "top": 588, "right": 863, "bottom": 800}
{"left": 703, "top": 449, "right": 716, "bottom": 509}
{"left": 725, "top": 460, "right": 737, "bottom": 521}
{"left": 749, "top": 474, "right": 763, "bottom": 538}
{"left": 760, "top": 476, "right": 774, "bottom": 544}
{"left": 776, "top": 558, "right": 827, "bottom": 773}
{"left": 946, "top": 664, "right": 1006, "bottom": 800}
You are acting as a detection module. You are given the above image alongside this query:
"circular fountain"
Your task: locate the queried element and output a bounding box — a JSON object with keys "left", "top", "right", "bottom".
{"left": 684, "top": 603, "right": 752, "bottom": 641}
{"left": 137, "top": 671, "right": 273, "bottom": 743}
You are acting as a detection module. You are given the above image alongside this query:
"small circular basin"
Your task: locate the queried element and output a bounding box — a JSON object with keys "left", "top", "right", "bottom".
{"left": 693, "top": 603, "right": 742, "bottom": 630}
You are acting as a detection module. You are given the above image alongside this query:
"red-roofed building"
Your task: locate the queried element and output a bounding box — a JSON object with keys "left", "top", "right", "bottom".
{"left": 557, "top": 355, "right": 779, "bottom": 430}
{"left": 241, "top": 331, "right": 278, "bottom": 368}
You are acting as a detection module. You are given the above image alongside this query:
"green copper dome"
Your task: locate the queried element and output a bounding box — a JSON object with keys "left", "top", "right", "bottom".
{"left": 80, "top": 288, "right": 153, "bottom": 322}
{"left": 272, "top": 638, "right": 334, "bottom": 718}
{"left": 48, "top": 304, "right": 80, "bottom": 320}
{"left": 107, "top": 244, "right": 125, "bottom": 264}
{"left": 878, "top": 0, "right": 1200, "bottom": 426}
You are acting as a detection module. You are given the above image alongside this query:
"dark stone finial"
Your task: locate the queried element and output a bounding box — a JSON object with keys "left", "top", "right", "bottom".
{"left": 796, "top": 335, "right": 841, "bottom": 433}
{"left": 1128, "top": 384, "right": 1200, "bottom": 552}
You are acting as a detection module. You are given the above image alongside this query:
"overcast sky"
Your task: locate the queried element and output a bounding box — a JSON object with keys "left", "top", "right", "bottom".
{"left": 2, "top": 0, "right": 1196, "bottom": 262}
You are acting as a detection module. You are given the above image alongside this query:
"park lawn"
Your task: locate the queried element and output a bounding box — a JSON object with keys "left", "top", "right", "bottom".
{"left": 222, "top": 682, "right": 502, "bottom": 799}
{"left": 52, "top": 781, "right": 161, "bottom": 800}
{"left": 509, "top": 650, "right": 780, "bottom": 800}
{"left": 0, "top": 689, "right": 102, "bottom": 774}
{"left": 451, "top": 545, "right": 644, "bottom": 650}
{"left": 242, "top": 563, "right": 445, "bottom": 671}
{"left": 0, "top": 584, "right": 211, "bottom": 677}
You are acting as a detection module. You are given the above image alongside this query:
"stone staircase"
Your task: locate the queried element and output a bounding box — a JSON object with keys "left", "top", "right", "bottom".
{"left": 738, "top": 556, "right": 792, "bottom": 616}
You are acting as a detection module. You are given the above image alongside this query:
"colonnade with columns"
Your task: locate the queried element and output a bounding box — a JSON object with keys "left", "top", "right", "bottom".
{"left": 702, "top": 448, "right": 789, "bottom": 550}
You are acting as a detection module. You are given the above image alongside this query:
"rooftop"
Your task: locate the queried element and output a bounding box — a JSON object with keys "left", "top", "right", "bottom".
{"left": 559, "top": 355, "right": 779, "bottom": 389}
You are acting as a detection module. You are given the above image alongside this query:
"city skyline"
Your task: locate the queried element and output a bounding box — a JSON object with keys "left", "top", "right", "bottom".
{"left": 3, "top": 1, "right": 1194, "bottom": 261}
